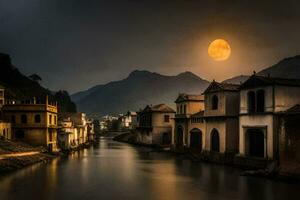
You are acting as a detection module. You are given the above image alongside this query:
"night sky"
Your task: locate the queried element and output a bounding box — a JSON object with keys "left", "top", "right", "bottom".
{"left": 1, "top": 0, "right": 300, "bottom": 93}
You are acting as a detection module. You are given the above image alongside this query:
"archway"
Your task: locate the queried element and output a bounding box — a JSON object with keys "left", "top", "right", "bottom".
{"left": 176, "top": 126, "right": 184, "bottom": 147}
{"left": 247, "top": 129, "right": 265, "bottom": 158}
{"left": 211, "top": 129, "right": 220, "bottom": 152}
{"left": 189, "top": 128, "right": 202, "bottom": 150}
{"left": 162, "top": 132, "right": 171, "bottom": 145}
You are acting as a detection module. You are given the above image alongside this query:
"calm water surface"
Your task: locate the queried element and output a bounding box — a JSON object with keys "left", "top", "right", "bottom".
{"left": 0, "top": 137, "right": 299, "bottom": 200}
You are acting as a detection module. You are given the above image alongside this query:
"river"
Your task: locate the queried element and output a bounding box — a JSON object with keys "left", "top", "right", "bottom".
{"left": 0, "top": 137, "right": 299, "bottom": 200}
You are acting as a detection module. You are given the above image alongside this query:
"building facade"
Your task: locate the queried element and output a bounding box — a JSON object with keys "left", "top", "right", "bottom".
{"left": 2, "top": 96, "right": 59, "bottom": 152}
{"left": 174, "top": 94, "right": 205, "bottom": 151}
{"left": 239, "top": 75, "right": 300, "bottom": 160}
{"left": 0, "top": 121, "right": 12, "bottom": 140}
{"left": 203, "top": 81, "right": 240, "bottom": 154}
{"left": 136, "top": 104, "right": 175, "bottom": 146}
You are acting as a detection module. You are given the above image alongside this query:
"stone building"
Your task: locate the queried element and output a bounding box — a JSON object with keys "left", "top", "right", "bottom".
{"left": 239, "top": 75, "right": 300, "bottom": 160}
{"left": 173, "top": 94, "right": 205, "bottom": 151}
{"left": 278, "top": 105, "right": 300, "bottom": 174}
{"left": 136, "top": 104, "right": 175, "bottom": 146}
{"left": 0, "top": 121, "right": 11, "bottom": 140}
{"left": 58, "top": 118, "right": 77, "bottom": 150}
{"left": 2, "top": 96, "right": 59, "bottom": 152}
{"left": 203, "top": 81, "right": 240, "bottom": 154}
{"left": 59, "top": 112, "right": 89, "bottom": 145}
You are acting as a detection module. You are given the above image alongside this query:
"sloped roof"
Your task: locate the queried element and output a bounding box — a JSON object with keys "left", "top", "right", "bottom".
{"left": 203, "top": 81, "right": 240, "bottom": 94}
{"left": 284, "top": 104, "right": 300, "bottom": 114}
{"left": 143, "top": 104, "right": 175, "bottom": 113}
{"left": 240, "top": 75, "right": 300, "bottom": 89}
{"left": 175, "top": 93, "right": 204, "bottom": 103}
{"left": 191, "top": 110, "right": 204, "bottom": 117}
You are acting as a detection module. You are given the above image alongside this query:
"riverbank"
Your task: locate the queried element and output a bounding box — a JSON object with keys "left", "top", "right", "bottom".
{"left": 0, "top": 139, "right": 57, "bottom": 173}
{"left": 113, "top": 131, "right": 300, "bottom": 183}
{"left": 0, "top": 139, "right": 98, "bottom": 174}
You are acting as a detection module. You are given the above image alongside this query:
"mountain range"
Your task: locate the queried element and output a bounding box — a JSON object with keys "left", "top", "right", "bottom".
{"left": 71, "top": 70, "right": 209, "bottom": 116}
{"left": 0, "top": 53, "right": 76, "bottom": 113}
{"left": 72, "top": 55, "right": 300, "bottom": 116}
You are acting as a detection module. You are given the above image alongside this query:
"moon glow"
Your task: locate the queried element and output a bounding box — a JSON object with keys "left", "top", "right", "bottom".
{"left": 208, "top": 39, "right": 231, "bottom": 61}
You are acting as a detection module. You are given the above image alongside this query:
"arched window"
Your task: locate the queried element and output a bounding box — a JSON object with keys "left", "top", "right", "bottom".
{"left": 211, "top": 129, "right": 220, "bottom": 152}
{"left": 256, "top": 89, "right": 265, "bottom": 112}
{"left": 21, "top": 115, "right": 27, "bottom": 124}
{"left": 247, "top": 91, "right": 256, "bottom": 113}
{"left": 212, "top": 95, "right": 218, "bottom": 110}
{"left": 35, "top": 114, "right": 41, "bottom": 123}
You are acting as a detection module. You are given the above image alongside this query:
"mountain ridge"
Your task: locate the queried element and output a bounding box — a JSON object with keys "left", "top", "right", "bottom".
{"left": 71, "top": 70, "right": 209, "bottom": 115}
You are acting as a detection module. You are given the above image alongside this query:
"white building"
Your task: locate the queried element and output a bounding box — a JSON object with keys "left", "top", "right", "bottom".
{"left": 239, "top": 75, "right": 300, "bottom": 160}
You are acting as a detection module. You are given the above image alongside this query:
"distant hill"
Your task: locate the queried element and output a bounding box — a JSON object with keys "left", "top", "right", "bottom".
{"left": 223, "top": 55, "right": 300, "bottom": 84}
{"left": 0, "top": 53, "right": 76, "bottom": 113}
{"left": 222, "top": 75, "right": 250, "bottom": 84}
{"left": 257, "top": 55, "right": 300, "bottom": 78}
{"left": 71, "top": 70, "right": 209, "bottom": 115}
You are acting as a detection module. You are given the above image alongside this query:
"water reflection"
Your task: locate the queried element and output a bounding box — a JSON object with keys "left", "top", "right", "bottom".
{"left": 0, "top": 138, "right": 299, "bottom": 200}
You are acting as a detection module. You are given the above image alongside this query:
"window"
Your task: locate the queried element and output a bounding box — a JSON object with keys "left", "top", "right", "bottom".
{"left": 54, "top": 116, "right": 57, "bottom": 125}
{"left": 183, "top": 105, "right": 187, "bottom": 114}
{"left": 11, "top": 115, "right": 16, "bottom": 123}
{"left": 35, "top": 114, "right": 41, "bottom": 123}
{"left": 256, "top": 90, "right": 265, "bottom": 112}
{"left": 164, "top": 115, "right": 170, "bottom": 122}
{"left": 0, "top": 90, "right": 3, "bottom": 97}
{"left": 49, "top": 115, "right": 52, "bottom": 124}
{"left": 0, "top": 100, "right": 3, "bottom": 105}
{"left": 21, "top": 115, "right": 27, "bottom": 123}
{"left": 180, "top": 105, "right": 183, "bottom": 114}
{"left": 212, "top": 95, "right": 218, "bottom": 110}
{"left": 247, "top": 91, "right": 256, "bottom": 113}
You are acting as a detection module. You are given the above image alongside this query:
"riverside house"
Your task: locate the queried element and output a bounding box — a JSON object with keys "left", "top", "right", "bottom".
{"left": 2, "top": 96, "right": 59, "bottom": 152}
{"left": 174, "top": 94, "right": 205, "bottom": 151}
{"left": 203, "top": 81, "right": 240, "bottom": 154}
{"left": 136, "top": 104, "right": 175, "bottom": 146}
{"left": 59, "top": 112, "right": 90, "bottom": 147}
{"left": 238, "top": 75, "right": 300, "bottom": 164}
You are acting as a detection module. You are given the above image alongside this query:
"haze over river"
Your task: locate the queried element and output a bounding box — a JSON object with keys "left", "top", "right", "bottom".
{"left": 0, "top": 137, "right": 299, "bottom": 200}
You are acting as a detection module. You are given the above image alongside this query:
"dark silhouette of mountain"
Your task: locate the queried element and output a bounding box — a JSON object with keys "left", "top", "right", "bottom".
{"left": 71, "top": 70, "right": 209, "bottom": 115}
{"left": 0, "top": 53, "right": 76, "bottom": 113}
{"left": 222, "top": 75, "right": 250, "bottom": 84}
{"left": 257, "top": 55, "right": 300, "bottom": 78}
{"left": 223, "top": 55, "right": 300, "bottom": 84}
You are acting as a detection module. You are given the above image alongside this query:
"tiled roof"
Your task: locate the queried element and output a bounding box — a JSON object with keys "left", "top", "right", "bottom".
{"left": 191, "top": 110, "right": 204, "bottom": 117}
{"left": 175, "top": 93, "right": 204, "bottom": 103}
{"left": 284, "top": 104, "right": 300, "bottom": 113}
{"left": 143, "top": 104, "right": 175, "bottom": 113}
{"left": 203, "top": 81, "right": 240, "bottom": 94}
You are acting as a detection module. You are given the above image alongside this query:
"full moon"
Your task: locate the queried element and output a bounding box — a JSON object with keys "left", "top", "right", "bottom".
{"left": 208, "top": 39, "right": 231, "bottom": 61}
